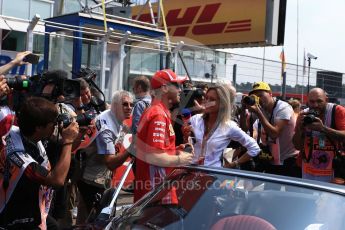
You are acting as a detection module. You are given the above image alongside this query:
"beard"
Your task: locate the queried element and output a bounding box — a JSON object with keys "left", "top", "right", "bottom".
{"left": 169, "top": 101, "right": 180, "bottom": 111}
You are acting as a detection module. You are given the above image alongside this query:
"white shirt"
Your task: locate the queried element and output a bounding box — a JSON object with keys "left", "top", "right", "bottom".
{"left": 190, "top": 114, "right": 261, "bottom": 167}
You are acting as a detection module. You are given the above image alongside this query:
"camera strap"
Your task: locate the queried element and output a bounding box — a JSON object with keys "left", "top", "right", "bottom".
{"left": 257, "top": 99, "right": 279, "bottom": 145}
{"left": 304, "top": 104, "right": 339, "bottom": 163}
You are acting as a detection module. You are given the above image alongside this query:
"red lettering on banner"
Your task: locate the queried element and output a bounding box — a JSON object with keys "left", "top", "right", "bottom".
{"left": 133, "top": 13, "right": 157, "bottom": 23}
{"left": 196, "top": 3, "right": 221, "bottom": 23}
{"left": 133, "top": 4, "right": 253, "bottom": 37}
{"left": 166, "top": 6, "right": 200, "bottom": 26}
{"left": 173, "top": 26, "right": 189, "bottom": 36}
{"left": 192, "top": 23, "right": 227, "bottom": 35}
{"left": 225, "top": 20, "right": 252, "bottom": 33}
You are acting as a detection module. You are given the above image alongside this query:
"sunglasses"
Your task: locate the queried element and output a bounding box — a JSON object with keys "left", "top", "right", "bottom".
{"left": 122, "top": 102, "right": 134, "bottom": 107}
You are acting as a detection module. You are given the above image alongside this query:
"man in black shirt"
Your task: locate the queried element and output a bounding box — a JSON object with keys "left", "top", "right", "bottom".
{"left": 0, "top": 97, "right": 79, "bottom": 229}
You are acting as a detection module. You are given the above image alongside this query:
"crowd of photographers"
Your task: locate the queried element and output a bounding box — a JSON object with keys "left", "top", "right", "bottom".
{"left": 1, "top": 51, "right": 345, "bottom": 229}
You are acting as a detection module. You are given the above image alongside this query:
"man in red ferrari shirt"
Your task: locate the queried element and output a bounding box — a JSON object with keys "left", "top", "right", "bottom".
{"left": 134, "top": 69, "right": 193, "bottom": 203}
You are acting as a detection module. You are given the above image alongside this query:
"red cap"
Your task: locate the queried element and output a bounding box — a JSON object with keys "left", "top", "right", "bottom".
{"left": 151, "top": 69, "right": 187, "bottom": 89}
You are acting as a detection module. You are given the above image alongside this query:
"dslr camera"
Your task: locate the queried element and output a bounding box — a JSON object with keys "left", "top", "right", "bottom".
{"left": 303, "top": 109, "right": 319, "bottom": 125}
{"left": 57, "top": 110, "right": 97, "bottom": 128}
{"left": 243, "top": 95, "right": 259, "bottom": 106}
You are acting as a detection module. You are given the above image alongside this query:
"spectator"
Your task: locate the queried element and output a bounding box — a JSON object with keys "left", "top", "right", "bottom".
{"left": 77, "top": 90, "right": 133, "bottom": 222}
{"left": 0, "top": 97, "right": 78, "bottom": 229}
{"left": 288, "top": 99, "right": 301, "bottom": 121}
{"left": 188, "top": 83, "right": 260, "bottom": 168}
{"left": 245, "top": 82, "right": 300, "bottom": 177}
{"left": 293, "top": 88, "right": 345, "bottom": 182}
{"left": 131, "top": 76, "right": 152, "bottom": 135}
{"left": 134, "top": 69, "right": 193, "bottom": 202}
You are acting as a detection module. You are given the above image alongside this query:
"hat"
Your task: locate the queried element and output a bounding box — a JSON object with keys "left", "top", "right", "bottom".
{"left": 249, "top": 81, "right": 271, "bottom": 94}
{"left": 151, "top": 69, "right": 187, "bottom": 89}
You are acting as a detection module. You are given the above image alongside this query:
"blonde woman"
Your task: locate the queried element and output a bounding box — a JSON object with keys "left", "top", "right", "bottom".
{"left": 188, "top": 83, "right": 260, "bottom": 167}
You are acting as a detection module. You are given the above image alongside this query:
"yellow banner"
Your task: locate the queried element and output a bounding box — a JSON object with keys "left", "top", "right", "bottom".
{"left": 132, "top": 0, "right": 267, "bottom": 47}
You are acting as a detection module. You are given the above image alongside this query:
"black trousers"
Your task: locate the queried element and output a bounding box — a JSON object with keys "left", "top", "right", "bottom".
{"left": 265, "top": 157, "right": 302, "bottom": 178}
{"left": 77, "top": 180, "right": 105, "bottom": 215}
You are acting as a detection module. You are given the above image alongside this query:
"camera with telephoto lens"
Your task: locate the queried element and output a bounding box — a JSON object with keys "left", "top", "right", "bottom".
{"left": 243, "top": 95, "right": 259, "bottom": 106}
{"left": 57, "top": 110, "right": 96, "bottom": 128}
{"left": 303, "top": 109, "right": 319, "bottom": 125}
{"left": 5, "top": 74, "right": 80, "bottom": 101}
{"left": 4, "top": 76, "right": 31, "bottom": 90}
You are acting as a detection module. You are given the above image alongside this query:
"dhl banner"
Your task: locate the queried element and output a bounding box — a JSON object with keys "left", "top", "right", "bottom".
{"left": 132, "top": 0, "right": 267, "bottom": 47}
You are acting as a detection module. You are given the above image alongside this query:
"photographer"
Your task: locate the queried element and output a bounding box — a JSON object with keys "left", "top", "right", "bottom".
{"left": 244, "top": 82, "right": 300, "bottom": 177}
{"left": 0, "top": 97, "right": 79, "bottom": 229}
{"left": 293, "top": 88, "right": 345, "bottom": 183}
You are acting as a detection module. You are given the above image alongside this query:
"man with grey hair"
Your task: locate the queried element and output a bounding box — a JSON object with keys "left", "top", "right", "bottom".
{"left": 76, "top": 90, "right": 134, "bottom": 223}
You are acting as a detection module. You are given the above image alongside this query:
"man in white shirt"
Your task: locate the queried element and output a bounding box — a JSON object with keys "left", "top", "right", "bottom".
{"left": 245, "top": 82, "right": 300, "bottom": 177}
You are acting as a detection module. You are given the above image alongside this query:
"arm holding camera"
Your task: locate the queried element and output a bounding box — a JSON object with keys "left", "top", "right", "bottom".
{"left": 0, "top": 51, "right": 31, "bottom": 75}
{"left": 43, "top": 121, "right": 79, "bottom": 187}
{"left": 247, "top": 103, "right": 288, "bottom": 140}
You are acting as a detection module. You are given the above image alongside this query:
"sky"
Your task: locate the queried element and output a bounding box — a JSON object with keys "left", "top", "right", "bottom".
{"left": 226, "top": 0, "right": 345, "bottom": 74}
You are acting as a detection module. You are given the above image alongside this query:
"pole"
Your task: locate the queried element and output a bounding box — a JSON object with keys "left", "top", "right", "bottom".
{"left": 296, "top": 0, "right": 299, "bottom": 93}
{"left": 307, "top": 57, "right": 311, "bottom": 93}
{"left": 262, "top": 47, "right": 265, "bottom": 81}
{"left": 233, "top": 64, "right": 237, "bottom": 87}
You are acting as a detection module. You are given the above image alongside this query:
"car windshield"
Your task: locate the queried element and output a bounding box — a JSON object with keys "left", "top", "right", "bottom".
{"left": 112, "top": 168, "right": 345, "bottom": 230}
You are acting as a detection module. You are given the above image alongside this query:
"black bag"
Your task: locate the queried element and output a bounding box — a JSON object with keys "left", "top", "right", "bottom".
{"left": 333, "top": 150, "right": 345, "bottom": 179}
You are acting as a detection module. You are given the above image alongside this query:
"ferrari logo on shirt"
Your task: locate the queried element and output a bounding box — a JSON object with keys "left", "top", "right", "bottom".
{"left": 169, "top": 124, "right": 175, "bottom": 136}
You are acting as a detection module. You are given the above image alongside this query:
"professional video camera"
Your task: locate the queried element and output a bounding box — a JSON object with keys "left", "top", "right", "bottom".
{"left": 180, "top": 88, "right": 205, "bottom": 109}
{"left": 5, "top": 74, "right": 80, "bottom": 101}
{"left": 57, "top": 110, "right": 97, "bottom": 128}
{"left": 303, "top": 109, "right": 319, "bottom": 125}
{"left": 73, "top": 68, "right": 106, "bottom": 113}
{"left": 243, "top": 95, "right": 259, "bottom": 106}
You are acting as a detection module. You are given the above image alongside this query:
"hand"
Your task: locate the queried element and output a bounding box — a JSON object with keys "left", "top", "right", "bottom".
{"left": 305, "top": 117, "right": 325, "bottom": 132}
{"left": 61, "top": 121, "right": 79, "bottom": 143}
{"left": 177, "top": 151, "right": 193, "bottom": 165}
{"left": 246, "top": 103, "right": 260, "bottom": 114}
{"left": 12, "top": 51, "right": 31, "bottom": 66}
{"left": 0, "top": 75, "right": 10, "bottom": 97}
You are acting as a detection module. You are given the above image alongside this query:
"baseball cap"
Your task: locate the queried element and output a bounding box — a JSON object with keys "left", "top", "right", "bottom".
{"left": 151, "top": 69, "right": 187, "bottom": 89}
{"left": 249, "top": 81, "right": 271, "bottom": 95}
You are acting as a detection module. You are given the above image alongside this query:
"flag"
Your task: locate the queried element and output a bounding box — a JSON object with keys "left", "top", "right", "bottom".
{"left": 280, "top": 48, "right": 286, "bottom": 79}
{"left": 302, "top": 49, "right": 306, "bottom": 75}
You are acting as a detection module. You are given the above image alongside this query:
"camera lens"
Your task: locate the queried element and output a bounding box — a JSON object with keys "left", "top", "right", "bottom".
{"left": 243, "top": 96, "right": 256, "bottom": 106}
{"left": 5, "top": 77, "right": 30, "bottom": 90}
{"left": 57, "top": 113, "right": 72, "bottom": 128}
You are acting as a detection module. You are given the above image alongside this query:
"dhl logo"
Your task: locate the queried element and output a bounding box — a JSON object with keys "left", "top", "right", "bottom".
{"left": 133, "top": 3, "right": 252, "bottom": 37}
